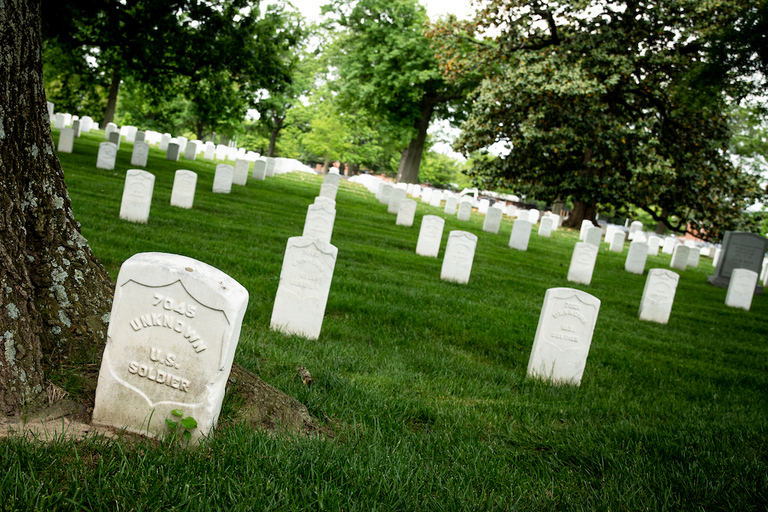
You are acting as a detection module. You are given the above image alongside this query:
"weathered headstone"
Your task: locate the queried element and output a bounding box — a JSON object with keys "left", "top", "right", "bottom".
{"left": 638, "top": 269, "right": 679, "bottom": 324}
{"left": 584, "top": 226, "right": 602, "bottom": 247}
{"left": 708, "top": 231, "right": 767, "bottom": 292}
{"left": 131, "top": 141, "right": 149, "bottom": 167}
{"left": 440, "top": 231, "right": 478, "bottom": 284}
{"left": 609, "top": 230, "right": 626, "bottom": 253}
{"left": 388, "top": 187, "right": 407, "bottom": 214}
{"left": 92, "top": 252, "right": 248, "bottom": 442}
{"left": 58, "top": 128, "right": 74, "bottom": 153}
{"left": 302, "top": 201, "right": 336, "bottom": 244}
{"left": 625, "top": 241, "right": 648, "bottom": 274}
{"left": 166, "top": 142, "right": 181, "bottom": 162}
{"left": 320, "top": 173, "right": 341, "bottom": 200}
{"left": 670, "top": 245, "right": 690, "bottom": 270}
{"left": 396, "top": 199, "right": 417, "bottom": 227}
{"left": 527, "top": 287, "right": 600, "bottom": 386}
{"left": 252, "top": 160, "right": 267, "bottom": 180}
{"left": 270, "top": 237, "right": 337, "bottom": 340}
{"left": 538, "top": 216, "right": 554, "bottom": 238}
{"left": 170, "top": 170, "right": 198, "bottom": 209}
{"left": 416, "top": 215, "right": 445, "bottom": 257}
{"left": 725, "top": 268, "right": 758, "bottom": 310}
{"left": 567, "top": 242, "right": 598, "bottom": 285}
{"left": 457, "top": 200, "right": 472, "bottom": 221}
{"left": 509, "top": 219, "right": 533, "bottom": 251}
{"left": 119, "top": 170, "right": 155, "bottom": 223}
{"left": 483, "top": 207, "right": 503, "bottom": 234}
{"left": 96, "top": 142, "right": 118, "bottom": 170}
{"left": 444, "top": 197, "right": 458, "bottom": 215}
{"left": 212, "top": 164, "right": 234, "bottom": 194}
{"left": 233, "top": 159, "right": 250, "bottom": 186}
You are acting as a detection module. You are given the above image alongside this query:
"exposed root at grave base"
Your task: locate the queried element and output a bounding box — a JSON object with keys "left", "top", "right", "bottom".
{"left": 225, "top": 363, "right": 319, "bottom": 435}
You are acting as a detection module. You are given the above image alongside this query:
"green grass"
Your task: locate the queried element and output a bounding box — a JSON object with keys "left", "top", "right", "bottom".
{"left": 2, "top": 129, "right": 767, "bottom": 510}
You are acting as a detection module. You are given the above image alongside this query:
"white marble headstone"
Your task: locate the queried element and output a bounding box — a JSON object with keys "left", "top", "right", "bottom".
{"left": 609, "top": 231, "right": 626, "bottom": 253}
{"left": 131, "top": 141, "right": 149, "bottom": 167}
{"left": 528, "top": 209, "right": 540, "bottom": 224}
{"left": 478, "top": 199, "right": 490, "bottom": 214}
{"left": 233, "top": 159, "right": 250, "bottom": 186}
{"left": 440, "top": 231, "right": 478, "bottom": 284}
{"left": 58, "top": 128, "right": 74, "bottom": 153}
{"left": 166, "top": 142, "right": 181, "bottom": 162}
{"left": 647, "top": 236, "right": 661, "bottom": 256}
{"left": 509, "top": 219, "right": 533, "bottom": 251}
{"left": 483, "top": 207, "right": 503, "bottom": 234}
{"left": 444, "top": 197, "right": 458, "bottom": 215}
{"left": 429, "top": 191, "right": 442, "bottom": 208}
{"left": 625, "top": 241, "right": 648, "bottom": 275}
{"left": 538, "top": 216, "right": 554, "bottom": 238}
{"left": 687, "top": 247, "right": 701, "bottom": 268}
{"left": 303, "top": 202, "right": 336, "bottom": 244}
{"left": 396, "top": 199, "right": 417, "bottom": 227}
{"left": 416, "top": 215, "right": 445, "bottom": 258}
{"left": 662, "top": 237, "right": 679, "bottom": 255}
{"left": 213, "top": 164, "right": 234, "bottom": 194}
{"left": 527, "top": 287, "right": 600, "bottom": 386}
{"left": 119, "top": 170, "right": 155, "bottom": 223}
{"left": 670, "top": 245, "right": 690, "bottom": 270}
{"left": 380, "top": 183, "right": 394, "bottom": 205}
{"left": 97, "top": 142, "right": 118, "bottom": 170}
{"left": 567, "top": 242, "right": 598, "bottom": 285}
{"left": 320, "top": 173, "right": 340, "bottom": 200}
{"left": 270, "top": 237, "right": 337, "bottom": 340}
{"left": 457, "top": 200, "right": 472, "bottom": 221}
{"left": 92, "top": 252, "right": 248, "bottom": 442}
{"left": 184, "top": 142, "right": 198, "bottom": 161}
{"left": 584, "top": 226, "right": 602, "bottom": 247}
{"left": 638, "top": 269, "right": 679, "bottom": 324}
{"left": 252, "top": 160, "right": 267, "bottom": 180}
{"left": 170, "top": 170, "right": 198, "bottom": 209}
{"left": 388, "top": 188, "right": 408, "bottom": 214}
{"left": 725, "top": 268, "right": 758, "bottom": 310}
{"left": 420, "top": 187, "right": 433, "bottom": 204}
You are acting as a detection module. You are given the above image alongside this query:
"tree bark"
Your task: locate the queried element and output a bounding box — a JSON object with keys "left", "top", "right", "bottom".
{"left": 0, "top": 0, "right": 114, "bottom": 415}
{"left": 563, "top": 200, "right": 597, "bottom": 229}
{"left": 396, "top": 97, "right": 436, "bottom": 184}
{"left": 103, "top": 68, "right": 120, "bottom": 126}
{"left": 267, "top": 115, "right": 284, "bottom": 158}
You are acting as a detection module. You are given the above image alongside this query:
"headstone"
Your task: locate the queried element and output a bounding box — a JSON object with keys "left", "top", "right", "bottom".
{"left": 708, "top": 231, "right": 767, "bottom": 291}
{"left": 320, "top": 173, "right": 341, "bottom": 200}
{"left": 419, "top": 187, "right": 432, "bottom": 205}
{"left": 638, "top": 269, "right": 679, "bottom": 324}
{"left": 135, "top": 131, "right": 146, "bottom": 143}
{"left": 184, "top": 141, "right": 198, "bottom": 161}
{"left": 105, "top": 122, "right": 118, "bottom": 140}
{"left": 72, "top": 120, "right": 81, "bottom": 138}
{"left": 159, "top": 133, "right": 172, "bottom": 151}
{"left": 47, "top": 101, "right": 54, "bottom": 120}
{"left": 567, "top": 242, "right": 598, "bottom": 285}
{"left": 625, "top": 241, "right": 648, "bottom": 274}
{"left": 713, "top": 247, "right": 722, "bottom": 268}
{"left": 687, "top": 247, "right": 701, "bottom": 268}
{"left": 54, "top": 113, "right": 66, "bottom": 129}
{"left": 96, "top": 142, "right": 118, "bottom": 170}
{"left": 91, "top": 252, "right": 248, "bottom": 442}
{"left": 396, "top": 199, "right": 417, "bottom": 227}
{"left": 119, "top": 170, "right": 155, "bottom": 223}
{"left": 388, "top": 187, "right": 408, "bottom": 214}
{"left": 252, "top": 160, "right": 267, "bottom": 180}
{"left": 302, "top": 201, "right": 336, "bottom": 244}
{"left": 380, "top": 183, "right": 393, "bottom": 205}
{"left": 124, "top": 126, "right": 138, "bottom": 143}
{"left": 212, "top": 164, "right": 234, "bottom": 194}
{"left": 647, "top": 236, "right": 661, "bottom": 256}
{"left": 131, "top": 141, "right": 149, "bottom": 167}
{"left": 670, "top": 245, "right": 690, "bottom": 270}
{"left": 233, "top": 159, "right": 250, "bottom": 186}
{"left": 629, "top": 221, "right": 643, "bottom": 239}
{"left": 108, "top": 131, "right": 121, "bottom": 149}
{"left": 457, "top": 200, "right": 472, "bottom": 221}
{"left": 80, "top": 116, "right": 94, "bottom": 133}
{"left": 725, "top": 269, "right": 758, "bottom": 310}
{"left": 483, "top": 207, "right": 503, "bottom": 234}
{"left": 609, "top": 230, "right": 626, "bottom": 252}
{"left": 507, "top": 205, "right": 518, "bottom": 218}
{"left": 58, "top": 128, "right": 74, "bottom": 153}
{"left": 527, "top": 287, "right": 600, "bottom": 386}
{"left": 204, "top": 143, "right": 215, "bottom": 161}
{"left": 661, "top": 237, "right": 678, "bottom": 255}
{"left": 170, "top": 170, "right": 198, "bottom": 209}
{"left": 416, "top": 215, "right": 445, "bottom": 258}
{"left": 166, "top": 142, "right": 181, "bottom": 162}
{"left": 215, "top": 144, "right": 228, "bottom": 160}
{"left": 440, "top": 231, "right": 478, "bottom": 284}
{"left": 509, "top": 219, "right": 533, "bottom": 251}
{"left": 429, "top": 192, "right": 442, "bottom": 208}
{"left": 548, "top": 214, "right": 560, "bottom": 231}
{"left": 176, "top": 136, "right": 188, "bottom": 155}
{"left": 538, "top": 216, "right": 554, "bottom": 238}
{"left": 528, "top": 209, "right": 540, "bottom": 224}
{"left": 444, "top": 196, "right": 458, "bottom": 215}
{"left": 604, "top": 225, "right": 618, "bottom": 245}
{"left": 270, "top": 237, "right": 337, "bottom": 340}
{"left": 584, "top": 226, "right": 602, "bottom": 247}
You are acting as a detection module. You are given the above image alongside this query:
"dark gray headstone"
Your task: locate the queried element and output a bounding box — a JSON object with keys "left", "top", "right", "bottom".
{"left": 708, "top": 231, "right": 767, "bottom": 294}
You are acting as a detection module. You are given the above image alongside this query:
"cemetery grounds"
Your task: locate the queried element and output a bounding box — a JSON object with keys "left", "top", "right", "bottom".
{"left": 1, "top": 130, "right": 766, "bottom": 510}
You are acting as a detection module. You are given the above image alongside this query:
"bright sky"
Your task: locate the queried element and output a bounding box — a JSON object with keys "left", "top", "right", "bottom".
{"left": 287, "top": 0, "right": 475, "bottom": 22}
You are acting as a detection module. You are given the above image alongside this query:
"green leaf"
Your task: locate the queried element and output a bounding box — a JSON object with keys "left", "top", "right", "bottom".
{"left": 171, "top": 409, "right": 184, "bottom": 418}
{"left": 165, "top": 419, "right": 177, "bottom": 429}
{"left": 183, "top": 430, "right": 192, "bottom": 441}
{"left": 180, "top": 417, "right": 198, "bottom": 430}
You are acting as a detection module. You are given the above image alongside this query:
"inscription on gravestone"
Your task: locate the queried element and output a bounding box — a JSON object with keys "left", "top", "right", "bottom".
{"left": 638, "top": 269, "right": 679, "bottom": 324}
{"left": 170, "top": 170, "right": 198, "bottom": 209}
{"left": 416, "top": 215, "right": 445, "bottom": 258}
{"left": 440, "top": 231, "right": 478, "bottom": 284}
{"left": 119, "top": 170, "right": 155, "bottom": 223}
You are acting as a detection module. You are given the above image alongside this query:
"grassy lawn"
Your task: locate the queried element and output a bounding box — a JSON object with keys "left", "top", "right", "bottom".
{"left": 2, "top": 129, "right": 766, "bottom": 510}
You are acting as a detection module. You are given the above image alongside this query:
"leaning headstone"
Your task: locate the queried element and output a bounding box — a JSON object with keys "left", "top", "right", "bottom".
{"left": 538, "top": 216, "right": 554, "bottom": 238}
{"left": 416, "top": 215, "right": 445, "bottom": 258}
{"left": 647, "top": 236, "right": 662, "bottom": 256}
{"left": 91, "top": 252, "right": 248, "bottom": 442}
{"left": 725, "top": 268, "right": 758, "bottom": 310}
{"left": 708, "top": 231, "right": 767, "bottom": 291}
{"left": 509, "top": 219, "right": 533, "bottom": 251}
{"left": 131, "top": 141, "right": 150, "bottom": 167}
{"left": 96, "top": 142, "right": 118, "bottom": 170}
{"left": 567, "top": 242, "right": 598, "bottom": 285}
{"left": 687, "top": 247, "right": 701, "bottom": 268}
{"left": 609, "top": 230, "right": 626, "bottom": 253}
{"left": 119, "top": 170, "right": 155, "bottom": 223}
{"left": 170, "top": 170, "right": 198, "bottom": 209}
{"left": 58, "top": 128, "right": 74, "bottom": 153}
{"left": 212, "top": 164, "right": 234, "bottom": 194}
{"left": 444, "top": 196, "right": 458, "bottom": 215}
{"left": 638, "top": 269, "right": 679, "bottom": 324}
{"left": 670, "top": 245, "right": 690, "bottom": 270}
{"left": 302, "top": 201, "right": 336, "bottom": 244}
{"left": 270, "top": 237, "right": 337, "bottom": 340}
{"left": 527, "top": 287, "right": 601, "bottom": 386}
{"left": 233, "top": 159, "right": 250, "bottom": 186}
{"left": 320, "top": 173, "right": 341, "bottom": 200}
{"left": 625, "top": 241, "right": 648, "bottom": 275}
{"left": 252, "top": 160, "right": 267, "bottom": 180}
{"left": 166, "top": 142, "right": 181, "bottom": 162}
{"left": 396, "top": 199, "right": 417, "bottom": 227}
{"left": 440, "top": 231, "right": 478, "bottom": 284}
{"left": 388, "top": 187, "right": 407, "bottom": 214}
{"left": 457, "top": 200, "right": 472, "bottom": 221}
{"left": 584, "top": 226, "right": 602, "bottom": 247}
{"left": 483, "top": 207, "right": 503, "bottom": 234}
{"left": 108, "top": 131, "right": 121, "bottom": 149}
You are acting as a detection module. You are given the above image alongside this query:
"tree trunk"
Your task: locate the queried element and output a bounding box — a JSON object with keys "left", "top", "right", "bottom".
{"left": 350, "top": 163, "right": 360, "bottom": 176}
{"left": 321, "top": 153, "right": 330, "bottom": 174}
{"left": 0, "top": 0, "right": 114, "bottom": 415}
{"left": 563, "top": 200, "right": 597, "bottom": 229}
{"left": 103, "top": 68, "right": 120, "bottom": 126}
{"left": 655, "top": 208, "right": 668, "bottom": 235}
{"left": 267, "top": 115, "right": 284, "bottom": 158}
{"left": 396, "top": 97, "right": 435, "bottom": 184}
